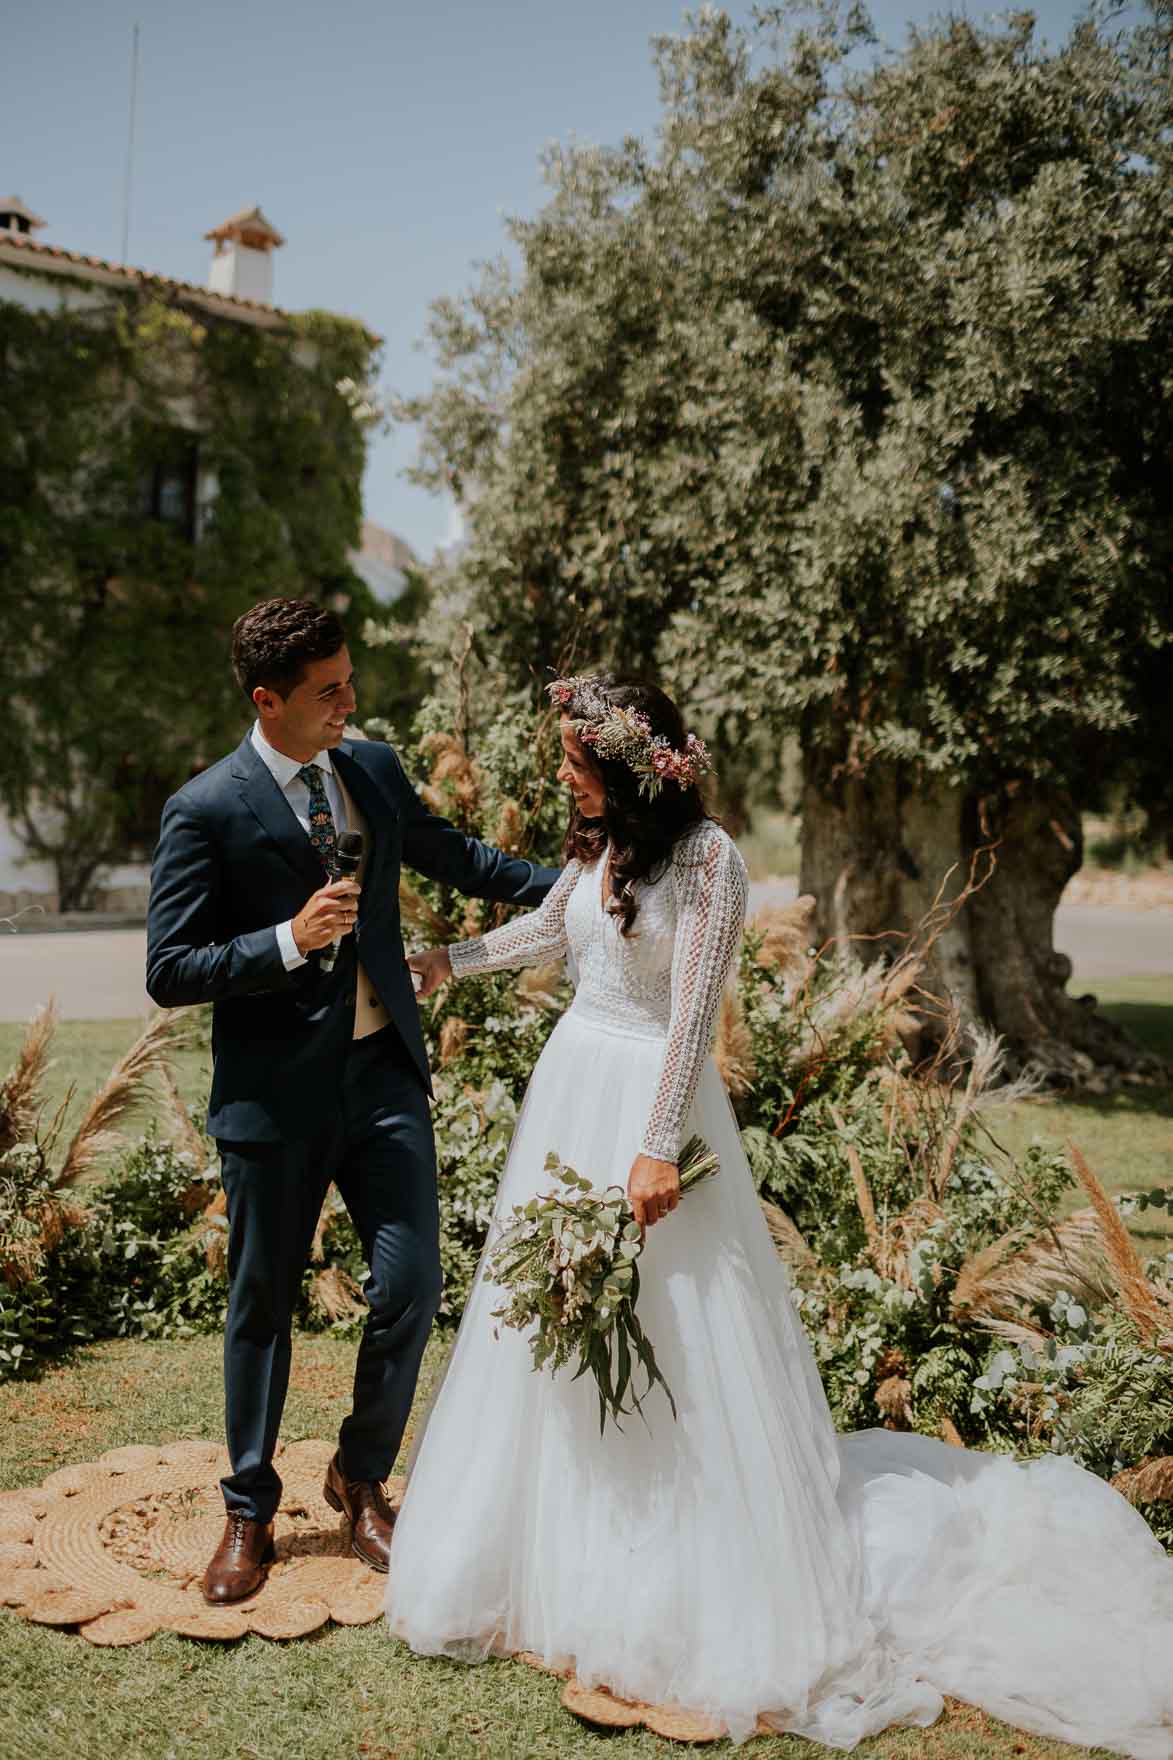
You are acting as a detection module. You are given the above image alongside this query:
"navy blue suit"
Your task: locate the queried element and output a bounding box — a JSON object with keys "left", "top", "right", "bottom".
{"left": 146, "top": 730, "right": 558, "bottom": 1519}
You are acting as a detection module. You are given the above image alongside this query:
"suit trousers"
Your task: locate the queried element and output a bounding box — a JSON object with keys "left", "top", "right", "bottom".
{"left": 217, "top": 1026, "right": 442, "bottom": 1523}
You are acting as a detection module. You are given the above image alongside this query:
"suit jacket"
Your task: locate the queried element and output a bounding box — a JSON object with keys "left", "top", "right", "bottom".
{"left": 145, "top": 731, "right": 559, "bottom": 1142}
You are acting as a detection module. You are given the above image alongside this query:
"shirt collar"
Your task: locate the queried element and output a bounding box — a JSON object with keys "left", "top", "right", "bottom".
{"left": 250, "top": 721, "right": 334, "bottom": 790}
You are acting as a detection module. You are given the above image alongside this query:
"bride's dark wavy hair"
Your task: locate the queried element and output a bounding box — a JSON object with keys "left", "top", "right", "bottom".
{"left": 559, "top": 675, "right": 713, "bottom": 936}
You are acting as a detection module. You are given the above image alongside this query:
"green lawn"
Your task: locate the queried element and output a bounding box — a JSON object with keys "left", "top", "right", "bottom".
{"left": 0, "top": 1015, "right": 213, "bottom": 1160}
{"left": 0, "top": 1336, "right": 1106, "bottom": 1760}
{"left": 984, "top": 977, "right": 1173, "bottom": 1247}
{"left": 738, "top": 812, "right": 801, "bottom": 883}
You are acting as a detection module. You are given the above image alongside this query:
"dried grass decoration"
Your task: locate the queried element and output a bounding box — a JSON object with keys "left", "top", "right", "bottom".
{"left": 487, "top": 1135, "right": 719, "bottom": 1432}
{"left": 0, "top": 1441, "right": 402, "bottom": 1646}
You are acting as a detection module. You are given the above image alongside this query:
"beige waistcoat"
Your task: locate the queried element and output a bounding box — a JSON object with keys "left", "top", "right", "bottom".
{"left": 334, "top": 771, "right": 391, "bottom": 1041}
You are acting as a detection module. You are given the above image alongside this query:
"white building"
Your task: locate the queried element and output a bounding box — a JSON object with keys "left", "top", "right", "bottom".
{"left": 351, "top": 519, "right": 416, "bottom": 604}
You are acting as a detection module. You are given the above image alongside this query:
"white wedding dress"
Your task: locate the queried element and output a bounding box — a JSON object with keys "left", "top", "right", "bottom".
{"left": 384, "top": 823, "right": 1173, "bottom": 1755}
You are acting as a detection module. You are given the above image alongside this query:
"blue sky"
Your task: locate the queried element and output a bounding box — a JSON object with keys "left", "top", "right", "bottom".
{"left": 4, "top": 0, "right": 1129, "bottom": 560}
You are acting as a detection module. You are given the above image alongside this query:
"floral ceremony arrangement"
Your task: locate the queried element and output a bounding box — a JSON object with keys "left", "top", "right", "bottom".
{"left": 486, "top": 1135, "right": 720, "bottom": 1432}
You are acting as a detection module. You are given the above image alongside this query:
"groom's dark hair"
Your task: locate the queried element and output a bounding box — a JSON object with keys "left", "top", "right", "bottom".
{"left": 232, "top": 597, "right": 347, "bottom": 701}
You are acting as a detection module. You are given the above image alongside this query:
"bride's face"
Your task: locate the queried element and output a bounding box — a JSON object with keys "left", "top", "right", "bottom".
{"left": 556, "top": 717, "right": 606, "bottom": 819}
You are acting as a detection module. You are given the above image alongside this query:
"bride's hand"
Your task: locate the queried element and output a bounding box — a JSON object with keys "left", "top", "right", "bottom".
{"left": 408, "top": 947, "right": 452, "bottom": 999}
{"left": 627, "top": 1154, "right": 680, "bottom": 1232}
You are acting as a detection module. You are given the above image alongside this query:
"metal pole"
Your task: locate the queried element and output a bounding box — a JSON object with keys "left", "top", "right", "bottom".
{"left": 120, "top": 21, "right": 140, "bottom": 263}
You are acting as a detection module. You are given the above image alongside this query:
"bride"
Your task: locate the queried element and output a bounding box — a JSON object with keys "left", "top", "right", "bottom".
{"left": 385, "top": 674, "right": 1173, "bottom": 1756}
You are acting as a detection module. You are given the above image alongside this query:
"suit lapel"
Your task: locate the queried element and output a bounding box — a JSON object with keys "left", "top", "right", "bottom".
{"left": 331, "top": 747, "right": 392, "bottom": 901}
{"left": 230, "top": 734, "right": 325, "bottom": 890}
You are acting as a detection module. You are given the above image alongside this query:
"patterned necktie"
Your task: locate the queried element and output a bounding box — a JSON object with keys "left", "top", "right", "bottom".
{"left": 298, "top": 764, "right": 338, "bottom": 874}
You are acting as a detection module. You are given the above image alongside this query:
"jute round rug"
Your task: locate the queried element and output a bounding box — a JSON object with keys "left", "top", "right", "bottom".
{"left": 0, "top": 1439, "right": 388, "bottom": 1643}
{"left": 0, "top": 1439, "right": 749, "bottom": 1742}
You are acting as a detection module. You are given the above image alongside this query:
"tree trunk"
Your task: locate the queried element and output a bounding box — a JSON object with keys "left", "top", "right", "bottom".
{"left": 16, "top": 798, "right": 110, "bottom": 914}
{"left": 54, "top": 853, "right": 103, "bottom": 914}
{"left": 799, "top": 749, "right": 1162, "bottom": 1087}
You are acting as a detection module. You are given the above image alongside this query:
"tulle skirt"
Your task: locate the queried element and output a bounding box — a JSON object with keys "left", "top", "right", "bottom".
{"left": 384, "top": 1008, "right": 1173, "bottom": 1755}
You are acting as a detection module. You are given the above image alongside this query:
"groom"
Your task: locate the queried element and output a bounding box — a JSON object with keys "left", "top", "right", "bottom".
{"left": 146, "top": 596, "right": 558, "bottom": 1604}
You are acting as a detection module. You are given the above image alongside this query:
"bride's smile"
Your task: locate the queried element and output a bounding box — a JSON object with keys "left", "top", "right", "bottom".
{"left": 555, "top": 719, "right": 605, "bottom": 818}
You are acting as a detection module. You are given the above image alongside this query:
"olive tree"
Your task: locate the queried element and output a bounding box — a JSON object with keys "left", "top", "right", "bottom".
{"left": 399, "top": 2, "right": 1172, "bottom": 1077}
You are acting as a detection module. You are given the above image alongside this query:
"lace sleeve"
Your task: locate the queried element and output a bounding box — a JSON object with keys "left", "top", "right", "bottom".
{"left": 640, "top": 827, "right": 748, "bottom": 1163}
{"left": 448, "top": 859, "right": 581, "bottom": 979}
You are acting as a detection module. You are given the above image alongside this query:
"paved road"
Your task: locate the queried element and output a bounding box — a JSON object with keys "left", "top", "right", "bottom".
{"left": 0, "top": 887, "right": 1168, "bottom": 1023}
{"left": 747, "top": 881, "right": 1172, "bottom": 983}
{"left": 1, "top": 929, "right": 154, "bottom": 1022}
{"left": 1048, "top": 905, "right": 1172, "bottom": 982}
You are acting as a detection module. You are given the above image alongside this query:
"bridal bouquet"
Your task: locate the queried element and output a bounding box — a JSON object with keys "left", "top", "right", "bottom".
{"left": 487, "top": 1135, "right": 719, "bottom": 1433}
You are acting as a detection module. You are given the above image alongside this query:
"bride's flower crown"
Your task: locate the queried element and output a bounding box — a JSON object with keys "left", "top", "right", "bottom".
{"left": 547, "top": 674, "right": 714, "bottom": 800}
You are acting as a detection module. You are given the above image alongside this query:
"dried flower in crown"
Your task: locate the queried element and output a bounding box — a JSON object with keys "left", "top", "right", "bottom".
{"left": 546, "top": 675, "right": 714, "bottom": 800}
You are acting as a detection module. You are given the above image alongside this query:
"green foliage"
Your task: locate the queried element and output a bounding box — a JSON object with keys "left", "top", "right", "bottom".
{"left": 400, "top": 2, "right": 1173, "bottom": 832}
{"left": 372, "top": 686, "right": 570, "bottom": 1312}
{"left": 1053, "top": 1304, "right": 1173, "bottom": 1474}
{"left": 787, "top": 1163, "right": 1065, "bottom": 1445}
{"left": 0, "top": 1135, "right": 223, "bottom": 1377}
{"left": 433, "top": 1070, "right": 527, "bottom": 1319}
{"left": 713, "top": 915, "right": 1173, "bottom": 1541}
{"left": 358, "top": 565, "right": 437, "bottom": 747}
{"left": 0, "top": 292, "right": 383, "bottom": 907}
{"left": 953, "top": 1280, "right": 1173, "bottom": 1551}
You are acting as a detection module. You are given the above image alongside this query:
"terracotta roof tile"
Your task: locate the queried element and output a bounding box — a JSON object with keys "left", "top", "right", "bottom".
{"left": 0, "top": 196, "right": 47, "bottom": 230}
{"left": 0, "top": 230, "right": 290, "bottom": 325}
{"left": 205, "top": 205, "right": 286, "bottom": 247}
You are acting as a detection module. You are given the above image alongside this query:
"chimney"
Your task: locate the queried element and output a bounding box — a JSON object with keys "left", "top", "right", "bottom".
{"left": 0, "top": 196, "right": 47, "bottom": 237}
{"left": 204, "top": 204, "right": 284, "bottom": 305}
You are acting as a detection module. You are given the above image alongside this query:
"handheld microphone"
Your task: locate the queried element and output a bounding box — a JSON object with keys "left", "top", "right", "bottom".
{"left": 319, "top": 831, "right": 364, "bottom": 974}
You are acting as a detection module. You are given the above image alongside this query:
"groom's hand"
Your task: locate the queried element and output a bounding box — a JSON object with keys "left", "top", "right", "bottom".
{"left": 627, "top": 1154, "right": 680, "bottom": 1233}
{"left": 292, "top": 879, "right": 361, "bottom": 955}
{"left": 408, "top": 947, "right": 452, "bottom": 999}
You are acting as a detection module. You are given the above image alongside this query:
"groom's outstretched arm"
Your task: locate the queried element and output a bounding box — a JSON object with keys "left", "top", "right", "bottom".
{"left": 146, "top": 793, "right": 292, "bottom": 1007}
{"left": 382, "top": 743, "right": 560, "bottom": 905}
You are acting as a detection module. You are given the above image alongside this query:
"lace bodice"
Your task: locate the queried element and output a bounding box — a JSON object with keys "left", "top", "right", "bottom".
{"left": 447, "top": 822, "right": 749, "bottom": 1162}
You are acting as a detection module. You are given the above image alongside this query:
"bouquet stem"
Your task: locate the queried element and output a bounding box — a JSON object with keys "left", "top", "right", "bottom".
{"left": 488, "top": 1133, "right": 720, "bottom": 1434}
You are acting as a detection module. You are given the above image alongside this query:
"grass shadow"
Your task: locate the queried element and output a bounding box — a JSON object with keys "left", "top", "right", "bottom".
{"left": 1098, "top": 998, "right": 1173, "bottom": 1065}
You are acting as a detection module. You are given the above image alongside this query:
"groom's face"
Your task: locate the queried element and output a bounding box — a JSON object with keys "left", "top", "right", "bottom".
{"left": 253, "top": 644, "right": 357, "bottom": 761}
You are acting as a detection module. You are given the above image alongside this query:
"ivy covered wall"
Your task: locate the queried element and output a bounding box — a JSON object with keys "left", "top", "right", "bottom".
{"left": 0, "top": 283, "right": 389, "bottom": 909}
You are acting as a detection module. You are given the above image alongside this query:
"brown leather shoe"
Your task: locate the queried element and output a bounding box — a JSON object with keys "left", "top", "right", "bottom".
{"left": 323, "top": 1450, "right": 394, "bottom": 1573}
{"left": 202, "top": 1513, "right": 275, "bottom": 1604}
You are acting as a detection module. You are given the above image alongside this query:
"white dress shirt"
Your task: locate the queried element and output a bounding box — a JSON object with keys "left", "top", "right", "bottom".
{"left": 250, "top": 720, "right": 346, "bottom": 971}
